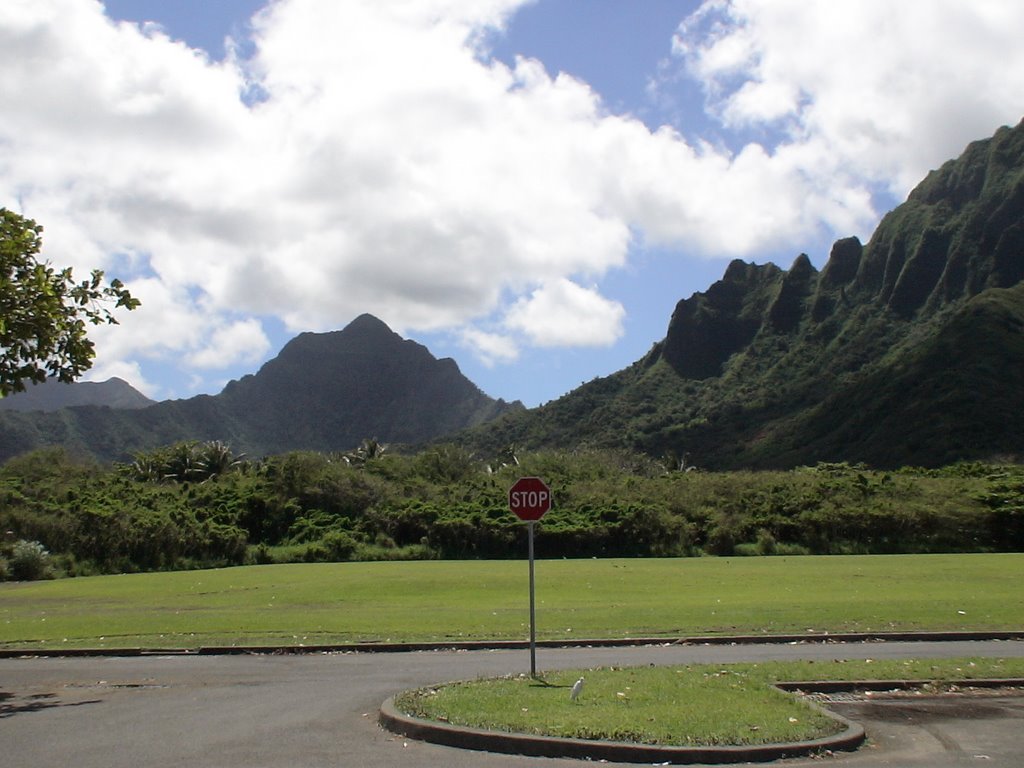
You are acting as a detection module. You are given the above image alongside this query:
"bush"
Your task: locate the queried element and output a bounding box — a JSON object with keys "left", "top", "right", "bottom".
{"left": 704, "top": 510, "right": 748, "bottom": 556}
{"left": 774, "top": 542, "right": 811, "bottom": 556}
{"left": 298, "top": 531, "right": 361, "bottom": 563}
{"left": 321, "top": 530, "right": 359, "bottom": 560}
{"left": 353, "top": 542, "right": 434, "bottom": 561}
{"left": 755, "top": 528, "right": 777, "bottom": 555}
{"left": 1, "top": 444, "right": 1019, "bottom": 572}
{"left": 8, "top": 539, "right": 54, "bottom": 581}
{"left": 250, "top": 543, "right": 275, "bottom": 564}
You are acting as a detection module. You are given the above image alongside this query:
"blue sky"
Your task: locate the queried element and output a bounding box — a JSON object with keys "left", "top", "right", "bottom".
{"left": 3, "top": 1, "right": 1023, "bottom": 408}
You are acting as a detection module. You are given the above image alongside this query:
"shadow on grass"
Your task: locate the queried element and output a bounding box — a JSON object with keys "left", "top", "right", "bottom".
{"left": 529, "top": 678, "right": 568, "bottom": 689}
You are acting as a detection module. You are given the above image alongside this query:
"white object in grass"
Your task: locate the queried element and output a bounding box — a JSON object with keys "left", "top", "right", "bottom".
{"left": 570, "top": 677, "right": 585, "bottom": 702}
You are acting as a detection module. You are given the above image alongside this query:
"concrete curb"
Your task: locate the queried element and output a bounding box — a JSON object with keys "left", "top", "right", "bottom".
{"left": 379, "top": 689, "right": 866, "bottom": 765}
{"left": 2, "top": 629, "right": 1022, "bottom": 658}
{"left": 379, "top": 677, "right": 1024, "bottom": 764}
{"left": 773, "top": 677, "right": 1024, "bottom": 694}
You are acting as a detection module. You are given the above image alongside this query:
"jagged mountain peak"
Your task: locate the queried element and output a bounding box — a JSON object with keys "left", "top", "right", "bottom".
{"left": 459, "top": 119, "right": 1024, "bottom": 469}
{"left": 853, "top": 117, "right": 1024, "bottom": 315}
{"left": 213, "top": 314, "right": 519, "bottom": 454}
{"left": 271, "top": 314, "right": 405, "bottom": 360}
{"left": 345, "top": 312, "right": 397, "bottom": 334}
{"left": 659, "top": 118, "right": 1024, "bottom": 367}
{"left": 0, "top": 315, "right": 520, "bottom": 463}
{"left": 656, "top": 259, "right": 782, "bottom": 379}
{"left": 226, "top": 314, "right": 453, "bottom": 399}
{"left": 819, "top": 237, "right": 863, "bottom": 288}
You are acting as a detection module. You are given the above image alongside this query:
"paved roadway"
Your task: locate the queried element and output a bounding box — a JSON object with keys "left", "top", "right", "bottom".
{"left": 2, "top": 640, "right": 1023, "bottom": 767}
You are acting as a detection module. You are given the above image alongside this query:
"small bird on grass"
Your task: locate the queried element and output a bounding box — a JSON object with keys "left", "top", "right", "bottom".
{"left": 570, "top": 676, "right": 585, "bottom": 702}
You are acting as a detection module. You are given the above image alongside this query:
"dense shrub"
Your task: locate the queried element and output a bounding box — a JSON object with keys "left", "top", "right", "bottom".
{"left": 1, "top": 446, "right": 1020, "bottom": 576}
{"left": 7, "top": 539, "right": 54, "bottom": 581}
{"left": 975, "top": 469, "right": 1024, "bottom": 550}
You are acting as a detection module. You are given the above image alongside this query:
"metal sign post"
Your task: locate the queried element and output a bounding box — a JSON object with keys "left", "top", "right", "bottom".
{"left": 527, "top": 520, "right": 537, "bottom": 677}
{"left": 508, "top": 476, "right": 552, "bottom": 679}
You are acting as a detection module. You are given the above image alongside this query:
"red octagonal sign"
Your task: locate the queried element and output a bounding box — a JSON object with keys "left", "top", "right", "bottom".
{"left": 508, "top": 476, "right": 552, "bottom": 521}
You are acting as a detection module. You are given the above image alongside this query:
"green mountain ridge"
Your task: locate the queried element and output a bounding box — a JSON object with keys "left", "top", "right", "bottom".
{"left": 0, "top": 314, "right": 522, "bottom": 463}
{"left": 0, "top": 376, "right": 153, "bottom": 412}
{"left": 459, "top": 119, "right": 1024, "bottom": 468}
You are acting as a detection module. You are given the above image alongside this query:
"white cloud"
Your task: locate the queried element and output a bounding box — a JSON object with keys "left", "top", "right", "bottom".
{"left": 1, "top": 0, "right": 1023, "bottom": 397}
{"left": 458, "top": 327, "right": 520, "bottom": 367}
{"left": 505, "top": 279, "right": 625, "bottom": 347}
{"left": 187, "top": 319, "right": 271, "bottom": 369}
{"left": 673, "top": 0, "right": 1024, "bottom": 196}
{"left": 85, "top": 278, "right": 212, "bottom": 362}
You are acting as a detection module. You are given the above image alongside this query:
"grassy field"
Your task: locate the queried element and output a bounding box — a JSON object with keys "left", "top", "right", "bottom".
{"left": 1, "top": 553, "right": 1022, "bottom": 649}
{"left": 396, "top": 657, "right": 1024, "bottom": 747}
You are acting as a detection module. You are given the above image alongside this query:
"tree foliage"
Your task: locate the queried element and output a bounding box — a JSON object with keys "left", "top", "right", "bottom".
{"left": 2, "top": 442, "right": 1023, "bottom": 580}
{"left": 123, "top": 440, "right": 246, "bottom": 484}
{"left": 0, "top": 208, "right": 140, "bottom": 395}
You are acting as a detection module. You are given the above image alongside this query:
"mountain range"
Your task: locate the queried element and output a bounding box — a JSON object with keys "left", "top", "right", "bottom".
{"left": 0, "top": 315, "right": 521, "bottom": 463}
{"left": 1, "top": 119, "right": 1022, "bottom": 468}
{"left": 0, "top": 376, "right": 154, "bottom": 413}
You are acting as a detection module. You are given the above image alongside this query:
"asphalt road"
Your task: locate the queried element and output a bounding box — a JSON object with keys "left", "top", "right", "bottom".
{"left": 2, "top": 640, "right": 1023, "bottom": 768}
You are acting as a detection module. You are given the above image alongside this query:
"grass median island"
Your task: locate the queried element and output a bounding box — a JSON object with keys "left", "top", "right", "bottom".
{"left": 1, "top": 554, "right": 1022, "bottom": 649}
{"left": 394, "top": 657, "right": 1024, "bottom": 747}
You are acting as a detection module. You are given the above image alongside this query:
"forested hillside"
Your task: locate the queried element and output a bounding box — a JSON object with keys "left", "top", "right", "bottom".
{"left": 462, "top": 120, "right": 1024, "bottom": 468}
{"left": 2, "top": 444, "right": 1022, "bottom": 580}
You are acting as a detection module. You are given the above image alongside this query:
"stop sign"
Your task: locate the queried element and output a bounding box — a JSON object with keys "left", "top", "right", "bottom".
{"left": 508, "top": 477, "right": 552, "bottom": 521}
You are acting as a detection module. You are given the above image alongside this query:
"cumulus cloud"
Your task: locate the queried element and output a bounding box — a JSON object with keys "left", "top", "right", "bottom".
{"left": 457, "top": 327, "right": 520, "bottom": 367}
{"left": 505, "top": 279, "right": 625, "bottom": 347}
{"left": 187, "top": 318, "right": 271, "bottom": 369}
{"left": 1, "top": 0, "right": 1023, "bottom": 397}
{"left": 672, "top": 0, "right": 1024, "bottom": 195}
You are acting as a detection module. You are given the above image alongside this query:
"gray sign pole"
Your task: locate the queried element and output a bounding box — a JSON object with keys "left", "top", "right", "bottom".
{"left": 509, "top": 477, "right": 550, "bottom": 679}
{"left": 528, "top": 520, "right": 537, "bottom": 677}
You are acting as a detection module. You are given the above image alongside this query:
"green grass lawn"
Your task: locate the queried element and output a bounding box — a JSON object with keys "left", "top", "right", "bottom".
{"left": 1, "top": 553, "right": 1022, "bottom": 649}
{"left": 396, "top": 657, "right": 1024, "bottom": 747}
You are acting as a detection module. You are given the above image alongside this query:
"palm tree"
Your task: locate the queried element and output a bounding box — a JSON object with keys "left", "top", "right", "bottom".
{"left": 123, "top": 441, "right": 245, "bottom": 483}
{"left": 164, "top": 441, "right": 204, "bottom": 482}
{"left": 124, "top": 453, "right": 162, "bottom": 482}
{"left": 344, "top": 437, "right": 388, "bottom": 467}
{"left": 196, "top": 440, "right": 245, "bottom": 480}
{"left": 661, "top": 449, "right": 693, "bottom": 473}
